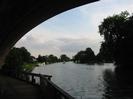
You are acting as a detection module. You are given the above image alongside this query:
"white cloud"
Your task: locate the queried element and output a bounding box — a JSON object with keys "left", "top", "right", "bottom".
{"left": 16, "top": 36, "right": 101, "bottom": 58}
{"left": 79, "top": 0, "right": 133, "bottom": 27}
{"left": 15, "top": 0, "right": 133, "bottom": 58}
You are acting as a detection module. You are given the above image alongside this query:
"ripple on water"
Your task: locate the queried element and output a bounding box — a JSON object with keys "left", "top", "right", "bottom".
{"left": 33, "top": 62, "right": 116, "bottom": 99}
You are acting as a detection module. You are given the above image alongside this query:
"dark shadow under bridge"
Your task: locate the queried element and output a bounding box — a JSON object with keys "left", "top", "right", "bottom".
{"left": 0, "top": 70, "right": 74, "bottom": 99}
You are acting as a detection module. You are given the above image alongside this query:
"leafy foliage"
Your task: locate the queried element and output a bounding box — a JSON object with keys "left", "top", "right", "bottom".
{"left": 73, "top": 47, "right": 95, "bottom": 64}
{"left": 98, "top": 11, "right": 133, "bottom": 66}
{"left": 47, "top": 54, "right": 59, "bottom": 63}
{"left": 37, "top": 55, "right": 46, "bottom": 63}
{"left": 60, "top": 54, "right": 70, "bottom": 62}
{"left": 37, "top": 54, "right": 60, "bottom": 64}
{"left": 3, "top": 47, "right": 33, "bottom": 71}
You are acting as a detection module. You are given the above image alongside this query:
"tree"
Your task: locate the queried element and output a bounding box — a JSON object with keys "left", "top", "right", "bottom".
{"left": 3, "top": 47, "right": 33, "bottom": 71}
{"left": 37, "top": 54, "right": 59, "bottom": 64}
{"left": 114, "top": 14, "right": 133, "bottom": 66}
{"left": 20, "top": 47, "right": 33, "bottom": 63}
{"left": 98, "top": 11, "right": 129, "bottom": 63}
{"left": 47, "top": 54, "right": 59, "bottom": 63}
{"left": 73, "top": 47, "right": 95, "bottom": 64}
{"left": 37, "top": 55, "right": 46, "bottom": 63}
{"left": 73, "top": 51, "right": 85, "bottom": 63}
{"left": 96, "top": 42, "right": 114, "bottom": 63}
{"left": 60, "top": 54, "right": 70, "bottom": 62}
{"left": 99, "top": 11, "right": 129, "bottom": 43}
{"left": 98, "top": 11, "right": 133, "bottom": 66}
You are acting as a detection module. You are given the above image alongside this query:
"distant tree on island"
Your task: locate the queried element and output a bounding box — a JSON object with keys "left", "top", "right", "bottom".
{"left": 37, "top": 54, "right": 59, "bottom": 64}
{"left": 37, "top": 55, "right": 46, "bottom": 63}
{"left": 47, "top": 54, "right": 59, "bottom": 64}
{"left": 60, "top": 54, "right": 70, "bottom": 62}
{"left": 73, "top": 47, "right": 95, "bottom": 64}
{"left": 37, "top": 54, "right": 71, "bottom": 64}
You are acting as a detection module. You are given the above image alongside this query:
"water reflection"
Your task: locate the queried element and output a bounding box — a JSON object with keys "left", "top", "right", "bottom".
{"left": 33, "top": 62, "right": 133, "bottom": 99}
{"left": 102, "top": 68, "right": 133, "bottom": 99}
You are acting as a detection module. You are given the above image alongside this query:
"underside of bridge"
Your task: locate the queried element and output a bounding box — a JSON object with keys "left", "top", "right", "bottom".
{"left": 0, "top": 0, "right": 99, "bottom": 66}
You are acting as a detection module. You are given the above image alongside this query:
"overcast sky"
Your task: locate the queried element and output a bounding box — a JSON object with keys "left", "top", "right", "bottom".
{"left": 15, "top": 0, "right": 133, "bottom": 58}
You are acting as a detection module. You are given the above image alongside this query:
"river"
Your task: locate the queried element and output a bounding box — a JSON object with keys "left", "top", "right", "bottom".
{"left": 32, "top": 62, "right": 132, "bottom": 99}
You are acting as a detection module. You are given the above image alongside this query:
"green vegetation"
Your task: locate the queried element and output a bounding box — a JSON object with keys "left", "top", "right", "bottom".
{"left": 22, "top": 62, "right": 39, "bottom": 72}
{"left": 97, "top": 11, "right": 133, "bottom": 67}
{"left": 3, "top": 11, "right": 133, "bottom": 70}
{"left": 73, "top": 11, "right": 133, "bottom": 67}
{"left": 73, "top": 47, "right": 95, "bottom": 64}
{"left": 1, "top": 47, "right": 73, "bottom": 72}
{"left": 60, "top": 54, "right": 70, "bottom": 62}
{"left": 37, "top": 54, "right": 70, "bottom": 64}
{"left": 2, "top": 47, "right": 71, "bottom": 72}
{"left": 97, "top": 11, "right": 129, "bottom": 63}
{"left": 3, "top": 47, "right": 34, "bottom": 71}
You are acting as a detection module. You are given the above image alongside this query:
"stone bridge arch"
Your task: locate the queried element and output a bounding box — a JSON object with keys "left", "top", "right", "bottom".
{"left": 0, "top": 0, "right": 99, "bottom": 66}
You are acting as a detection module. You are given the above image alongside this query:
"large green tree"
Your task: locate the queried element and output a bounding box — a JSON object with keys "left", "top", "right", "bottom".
{"left": 98, "top": 11, "right": 133, "bottom": 66}
{"left": 3, "top": 47, "right": 33, "bottom": 71}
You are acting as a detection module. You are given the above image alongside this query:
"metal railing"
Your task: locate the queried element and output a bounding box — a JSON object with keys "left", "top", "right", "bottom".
{"left": 3, "top": 70, "right": 74, "bottom": 99}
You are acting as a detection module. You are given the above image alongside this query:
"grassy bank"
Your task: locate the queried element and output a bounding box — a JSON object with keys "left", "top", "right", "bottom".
{"left": 22, "top": 62, "right": 39, "bottom": 72}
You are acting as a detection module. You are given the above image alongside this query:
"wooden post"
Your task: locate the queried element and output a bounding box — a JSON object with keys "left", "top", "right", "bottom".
{"left": 26, "top": 75, "right": 29, "bottom": 82}
{"left": 48, "top": 77, "right": 51, "bottom": 80}
{"left": 32, "top": 75, "right": 35, "bottom": 84}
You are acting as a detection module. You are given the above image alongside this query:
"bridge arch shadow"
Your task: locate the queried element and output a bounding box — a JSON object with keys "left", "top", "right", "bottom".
{"left": 0, "top": 0, "right": 99, "bottom": 66}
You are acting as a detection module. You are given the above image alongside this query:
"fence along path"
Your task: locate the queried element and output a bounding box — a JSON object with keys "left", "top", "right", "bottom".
{"left": 0, "top": 70, "right": 74, "bottom": 99}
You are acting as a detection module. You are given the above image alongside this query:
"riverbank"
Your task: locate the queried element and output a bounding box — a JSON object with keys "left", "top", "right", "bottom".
{"left": 22, "top": 61, "right": 62, "bottom": 72}
{"left": 22, "top": 62, "right": 39, "bottom": 72}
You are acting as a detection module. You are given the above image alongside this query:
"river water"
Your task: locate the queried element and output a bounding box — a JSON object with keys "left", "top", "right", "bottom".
{"left": 32, "top": 62, "right": 132, "bottom": 99}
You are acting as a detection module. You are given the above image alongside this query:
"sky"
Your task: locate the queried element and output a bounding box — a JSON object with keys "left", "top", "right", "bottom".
{"left": 15, "top": 0, "right": 133, "bottom": 58}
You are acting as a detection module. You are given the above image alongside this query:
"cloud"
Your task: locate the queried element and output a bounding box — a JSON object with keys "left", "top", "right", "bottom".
{"left": 58, "top": 37, "right": 101, "bottom": 55}
{"left": 15, "top": 0, "right": 133, "bottom": 58}
{"left": 79, "top": 0, "right": 133, "bottom": 26}
{"left": 16, "top": 36, "right": 102, "bottom": 58}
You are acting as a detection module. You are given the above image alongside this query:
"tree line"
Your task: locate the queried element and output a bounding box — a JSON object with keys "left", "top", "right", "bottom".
{"left": 37, "top": 54, "right": 70, "bottom": 64}
{"left": 2, "top": 47, "right": 70, "bottom": 72}
{"left": 73, "top": 11, "right": 133, "bottom": 67}
{"left": 3, "top": 11, "right": 133, "bottom": 71}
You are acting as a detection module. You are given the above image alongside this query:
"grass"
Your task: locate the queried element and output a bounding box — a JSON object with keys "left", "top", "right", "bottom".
{"left": 22, "top": 62, "right": 39, "bottom": 72}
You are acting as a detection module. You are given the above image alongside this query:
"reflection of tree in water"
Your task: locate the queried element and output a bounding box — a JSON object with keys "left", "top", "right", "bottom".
{"left": 102, "top": 69, "right": 133, "bottom": 99}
